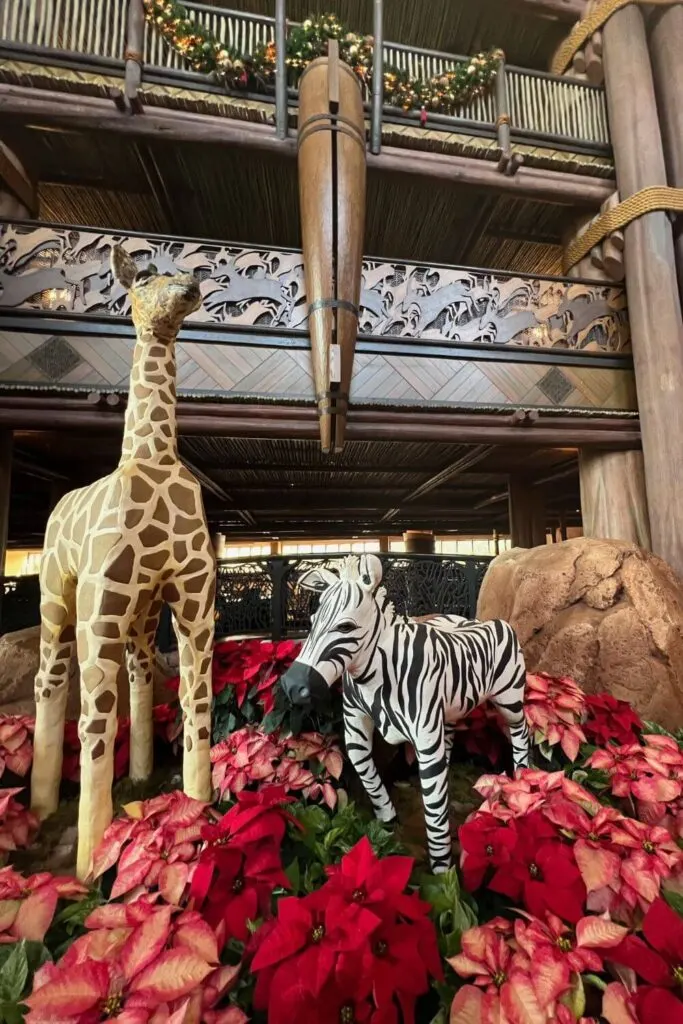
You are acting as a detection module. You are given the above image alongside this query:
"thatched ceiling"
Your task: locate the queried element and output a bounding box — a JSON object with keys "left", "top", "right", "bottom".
{"left": 205, "top": 0, "right": 568, "bottom": 70}
{"left": 6, "top": 123, "right": 569, "bottom": 273}
{"left": 9, "top": 429, "right": 581, "bottom": 544}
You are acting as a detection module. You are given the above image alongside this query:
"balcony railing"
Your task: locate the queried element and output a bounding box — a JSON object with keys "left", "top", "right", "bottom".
{"left": 0, "top": 221, "right": 630, "bottom": 358}
{"left": 0, "top": 553, "right": 492, "bottom": 639}
{"left": 0, "top": 0, "right": 610, "bottom": 153}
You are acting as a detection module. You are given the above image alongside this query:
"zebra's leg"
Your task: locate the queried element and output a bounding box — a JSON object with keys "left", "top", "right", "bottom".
{"left": 344, "top": 703, "right": 397, "bottom": 823}
{"left": 490, "top": 657, "right": 530, "bottom": 772}
{"left": 415, "top": 722, "right": 452, "bottom": 873}
{"left": 445, "top": 722, "right": 457, "bottom": 764}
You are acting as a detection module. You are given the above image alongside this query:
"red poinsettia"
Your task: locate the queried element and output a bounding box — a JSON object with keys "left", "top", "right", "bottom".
{"left": 458, "top": 811, "right": 518, "bottom": 892}
{"left": 152, "top": 702, "right": 183, "bottom": 747}
{"left": 584, "top": 693, "right": 643, "bottom": 747}
{"left": 606, "top": 898, "right": 683, "bottom": 1022}
{"left": 453, "top": 705, "right": 507, "bottom": 767}
{"left": 180, "top": 637, "right": 302, "bottom": 713}
{"left": 250, "top": 838, "right": 441, "bottom": 1024}
{"left": 487, "top": 809, "right": 587, "bottom": 923}
{"left": 191, "top": 787, "right": 297, "bottom": 945}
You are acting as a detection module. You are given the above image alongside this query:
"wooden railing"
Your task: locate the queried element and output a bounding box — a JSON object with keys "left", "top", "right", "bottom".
{"left": 0, "top": 0, "right": 611, "bottom": 153}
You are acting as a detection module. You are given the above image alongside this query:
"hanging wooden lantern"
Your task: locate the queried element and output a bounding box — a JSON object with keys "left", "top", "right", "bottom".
{"left": 298, "top": 41, "right": 367, "bottom": 453}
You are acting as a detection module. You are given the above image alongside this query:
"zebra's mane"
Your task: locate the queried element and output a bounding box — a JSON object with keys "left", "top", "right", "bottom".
{"left": 375, "top": 585, "right": 397, "bottom": 626}
{"left": 338, "top": 555, "right": 360, "bottom": 581}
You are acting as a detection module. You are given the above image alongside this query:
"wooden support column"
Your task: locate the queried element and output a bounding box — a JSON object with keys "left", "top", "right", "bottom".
{"left": 212, "top": 532, "right": 226, "bottom": 559}
{"left": 0, "top": 142, "right": 36, "bottom": 218}
{"left": 378, "top": 536, "right": 390, "bottom": 553}
{"left": 579, "top": 449, "right": 651, "bottom": 548}
{"left": 0, "top": 432, "right": 13, "bottom": 575}
{"left": 602, "top": 6, "right": 683, "bottom": 577}
{"left": 509, "top": 478, "right": 545, "bottom": 548}
{"left": 649, "top": 6, "right": 683, "bottom": 302}
{"left": 403, "top": 531, "right": 435, "bottom": 554}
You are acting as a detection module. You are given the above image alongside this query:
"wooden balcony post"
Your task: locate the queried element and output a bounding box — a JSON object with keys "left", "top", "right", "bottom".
{"left": 124, "top": 0, "right": 145, "bottom": 114}
{"left": 0, "top": 431, "right": 13, "bottom": 575}
{"left": 649, "top": 6, "right": 683, "bottom": 303}
{"left": 509, "top": 478, "right": 545, "bottom": 548}
{"left": 275, "top": 0, "right": 288, "bottom": 140}
{"left": 370, "top": 0, "right": 384, "bottom": 155}
{"left": 0, "top": 142, "right": 36, "bottom": 218}
{"left": 579, "top": 450, "right": 651, "bottom": 548}
{"left": 601, "top": 5, "right": 683, "bottom": 576}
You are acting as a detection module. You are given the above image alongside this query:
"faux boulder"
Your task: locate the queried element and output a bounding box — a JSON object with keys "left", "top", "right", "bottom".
{"left": 477, "top": 537, "right": 683, "bottom": 727}
{"left": 0, "top": 625, "right": 178, "bottom": 720}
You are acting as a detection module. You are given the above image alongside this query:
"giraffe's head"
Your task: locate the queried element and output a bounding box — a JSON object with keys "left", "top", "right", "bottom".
{"left": 111, "top": 245, "right": 202, "bottom": 337}
{"left": 279, "top": 554, "right": 384, "bottom": 709}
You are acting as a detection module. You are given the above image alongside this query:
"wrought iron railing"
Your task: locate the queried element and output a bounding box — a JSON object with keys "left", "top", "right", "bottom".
{"left": 0, "top": 0, "right": 610, "bottom": 152}
{"left": 0, "top": 554, "right": 492, "bottom": 641}
{"left": 215, "top": 552, "right": 493, "bottom": 639}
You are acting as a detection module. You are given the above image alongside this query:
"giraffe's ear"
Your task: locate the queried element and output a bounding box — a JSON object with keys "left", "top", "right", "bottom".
{"left": 111, "top": 244, "right": 137, "bottom": 290}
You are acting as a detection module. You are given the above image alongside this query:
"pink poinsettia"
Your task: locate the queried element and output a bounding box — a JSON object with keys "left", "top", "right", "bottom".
{"left": 210, "top": 727, "right": 342, "bottom": 809}
{"left": 0, "top": 714, "right": 34, "bottom": 778}
{"left": 524, "top": 673, "right": 587, "bottom": 761}
{"left": 0, "top": 865, "right": 87, "bottom": 943}
{"left": 25, "top": 898, "right": 228, "bottom": 1023}
{"left": 89, "top": 790, "right": 216, "bottom": 903}
{"left": 0, "top": 787, "right": 39, "bottom": 853}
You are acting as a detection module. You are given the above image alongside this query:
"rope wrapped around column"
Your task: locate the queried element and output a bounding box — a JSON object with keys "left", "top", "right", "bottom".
{"left": 551, "top": 0, "right": 680, "bottom": 77}
{"left": 563, "top": 185, "right": 683, "bottom": 274}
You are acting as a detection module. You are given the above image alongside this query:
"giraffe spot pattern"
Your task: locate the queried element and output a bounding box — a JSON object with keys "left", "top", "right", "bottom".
{"left": 104, "top": 545, "right": 136, "bottom": 584}
{"left": 95, "top": 691, "right": 116, "bottom": 714}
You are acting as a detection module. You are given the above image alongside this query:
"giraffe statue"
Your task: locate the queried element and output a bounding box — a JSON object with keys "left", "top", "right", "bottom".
{"left": 31, "top": 245, "right": 216, "bottom": 879}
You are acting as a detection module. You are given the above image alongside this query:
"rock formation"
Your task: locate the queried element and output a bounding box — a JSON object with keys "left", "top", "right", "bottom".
{"left": 477, "top": 537, "right": 683, "bottom": 727}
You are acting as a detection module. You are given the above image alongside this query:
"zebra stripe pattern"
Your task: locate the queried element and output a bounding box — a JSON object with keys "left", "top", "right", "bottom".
{"left": 288, "top": 554, "right": 530, "bottom": 873}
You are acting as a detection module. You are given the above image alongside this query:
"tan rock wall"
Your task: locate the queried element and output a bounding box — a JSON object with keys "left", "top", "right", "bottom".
{"left": 477, "top": 538, "right": 683, "bottom": 727}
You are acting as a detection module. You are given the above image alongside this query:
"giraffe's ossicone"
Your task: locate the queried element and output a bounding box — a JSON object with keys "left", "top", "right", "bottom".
{"left": 31, "top": 245, "right": 216, "bottom": 881}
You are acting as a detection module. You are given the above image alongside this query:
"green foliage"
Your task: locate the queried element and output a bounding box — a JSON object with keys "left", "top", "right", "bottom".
{"left": 663, "top": 887, "right": 683, "bottom": 919}
{"left": 419, "top": 868, "right": 478, "bottom": 960}
{"left": 45, "top": 889, "right": 104, "bottom": 960}
{"left": 262, "top": 684, "right": 343, "bottom": 739}
{"left": 283, "top": 800, "right": 404, "bottom": 894}
{"left": 0, "top": 941, "right": 51, "bottom": 1023}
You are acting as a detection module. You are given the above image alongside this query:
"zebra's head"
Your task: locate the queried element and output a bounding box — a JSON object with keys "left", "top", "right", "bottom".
{"left": 279, "top": 554, "right": 384, "bottom": 708}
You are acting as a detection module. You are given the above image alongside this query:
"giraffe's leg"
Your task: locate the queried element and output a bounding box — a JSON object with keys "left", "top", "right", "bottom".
{"left": 415, "top": 719, "right": 452, "bottom": 873}
{"left": 127, "top": 601, "right": 162, "bottom": 781}
{"left": 164, "top": 572, "right": 215, "bottom": 803}
{"left": 31, "top": 569, "right": 76, "bottom": 819}
{"left": 344, "top": 701, "right": 397, "bottom": 823}
{"left": 75, "top": 583, "right": 132, "bottom": 880}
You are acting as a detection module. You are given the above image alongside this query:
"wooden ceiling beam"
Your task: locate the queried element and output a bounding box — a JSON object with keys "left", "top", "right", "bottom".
{"left": 381, "top": 444, "right": 496, "bottom": 522}
{"left": 179, "top": 456, "right": 256, "bottom": 528}
{"left": 0, "top": 84, "right": 614, "bottom": 209}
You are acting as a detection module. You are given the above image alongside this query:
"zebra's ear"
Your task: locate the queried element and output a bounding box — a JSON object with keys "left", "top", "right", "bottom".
{"left": 297, "top": 566, "right": 338, "bottom": 593}
{"left": 359, "top": 553, "right": 383, "bottom": 592}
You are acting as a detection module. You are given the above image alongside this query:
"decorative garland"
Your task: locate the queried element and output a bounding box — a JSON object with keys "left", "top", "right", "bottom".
{"left": 144, "top": 3, "right": 502, "bottom": 122}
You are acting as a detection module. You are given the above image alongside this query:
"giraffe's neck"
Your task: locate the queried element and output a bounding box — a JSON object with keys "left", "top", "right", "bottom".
{"left": 120, "top": 327, "right": 178, "bottom": 464}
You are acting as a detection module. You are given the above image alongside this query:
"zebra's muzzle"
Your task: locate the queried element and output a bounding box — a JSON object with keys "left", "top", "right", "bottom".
{"left": 279, "top": 662, "right": 330, "bottom": 710}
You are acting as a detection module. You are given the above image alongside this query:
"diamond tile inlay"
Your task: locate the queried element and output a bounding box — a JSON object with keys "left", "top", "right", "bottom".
{"left": 27, "top": 337, "right": 83, "bottom": 381}
{"left": 537, "top": 366, "right": 574, "bottom": 404}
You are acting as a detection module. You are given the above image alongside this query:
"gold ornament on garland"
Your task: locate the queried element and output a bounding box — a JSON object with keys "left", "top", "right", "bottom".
{"left": 143, "top": 2, "right": 502, "bottom": 122}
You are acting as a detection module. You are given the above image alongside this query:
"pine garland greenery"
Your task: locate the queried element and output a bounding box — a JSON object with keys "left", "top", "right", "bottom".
{"left": 143, "top": 2, "right": 502, "bottom": 121}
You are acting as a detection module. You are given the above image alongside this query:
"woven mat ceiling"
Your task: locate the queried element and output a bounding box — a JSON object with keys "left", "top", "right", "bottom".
{"left": 202, "top": 0, "right": 567, "bottom": 69}
{"left": 7, "top": 124, "right": 568, "bottom": 274}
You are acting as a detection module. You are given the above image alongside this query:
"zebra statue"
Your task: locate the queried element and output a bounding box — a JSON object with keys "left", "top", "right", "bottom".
{"left": 279, "top": 553, "right": 529, "bottom": 873}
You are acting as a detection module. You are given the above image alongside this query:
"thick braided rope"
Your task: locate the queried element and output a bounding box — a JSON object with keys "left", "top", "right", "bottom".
{"left": 563, "top": 186, "right": 683, "bottom": 272}
{"left": 551, "top": 0, "right": 680, "bottom": 76}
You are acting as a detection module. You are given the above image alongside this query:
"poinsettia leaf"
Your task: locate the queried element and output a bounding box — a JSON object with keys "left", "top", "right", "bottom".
{"left": 128, "top": 948, "right": 213, "bottom": 1001}
{"left": 53, "top": 890, "right": 103, "bottom": 936}
{"left": 0, "top": 942, "right": 28, "bottom": 1002}
{"left": 285, "top": 858, "right": 301, "bottom": 894}
{"left": 14, "top": 888, "right": 59, "bottom": 943}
